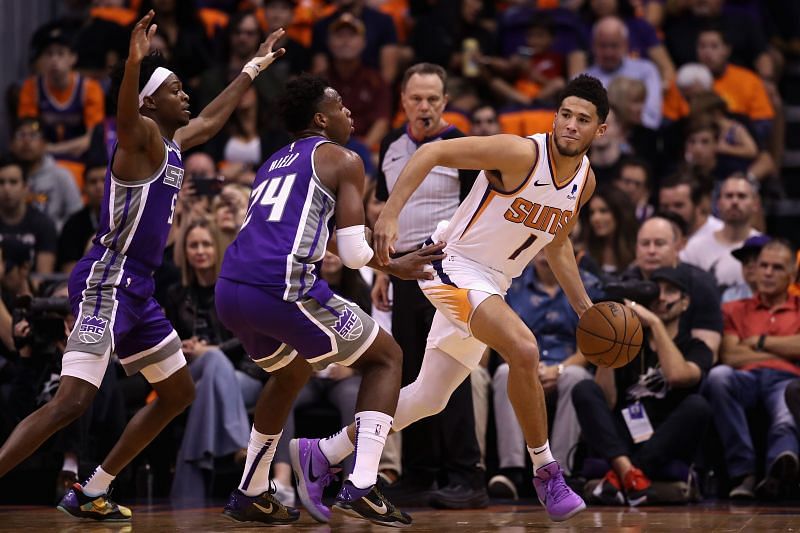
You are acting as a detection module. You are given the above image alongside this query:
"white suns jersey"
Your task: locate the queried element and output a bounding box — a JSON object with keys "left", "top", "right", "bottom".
{"left": 435, "top": 133, "right": 591, "bottom": 284}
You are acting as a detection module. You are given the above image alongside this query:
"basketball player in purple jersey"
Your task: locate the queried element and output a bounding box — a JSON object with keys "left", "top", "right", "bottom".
{"left": 216, "top": 74, "right": 444, "bottom": 527}
{"left": 0, "top": 11, "right": 285, "bottom": 521}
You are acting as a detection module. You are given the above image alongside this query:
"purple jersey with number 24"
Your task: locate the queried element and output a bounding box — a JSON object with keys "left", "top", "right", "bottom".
{"left": 220, "top": 136, "right": 336, "bottom": 304}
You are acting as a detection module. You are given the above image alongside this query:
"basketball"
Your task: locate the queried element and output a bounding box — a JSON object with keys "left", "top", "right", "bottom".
{"left": 576, "top": 301, "right": 643, "bottom": 368}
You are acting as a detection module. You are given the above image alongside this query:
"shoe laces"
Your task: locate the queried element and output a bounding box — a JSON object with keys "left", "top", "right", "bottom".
{"left": 546, "top": 471, "right": 573, "bottom": 504}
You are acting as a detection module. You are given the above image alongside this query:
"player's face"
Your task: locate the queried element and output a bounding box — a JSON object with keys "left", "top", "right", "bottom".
{"left": 553, "top": 96, "right": 606, "bottom": 157}
{"left": 185, "top": 226, "right": 216, "bottom": 272}
{"left": 588, "top": 196, "right": 616, "bottom": 238}
{"left": 151, "top": 74, "right": 191, "bottom": 127}
{"left": 319, "top": 87, "right": 353, "bottom": 145}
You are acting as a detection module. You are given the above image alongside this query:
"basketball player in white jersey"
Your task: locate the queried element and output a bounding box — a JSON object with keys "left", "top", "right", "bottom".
{"left": 371, "top": 74, "right": 609, "bottom": 521}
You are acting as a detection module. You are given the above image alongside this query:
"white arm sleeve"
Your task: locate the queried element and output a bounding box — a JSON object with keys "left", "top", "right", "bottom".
{"left": 336, "top": 225, "right": 375, "bottom": 269}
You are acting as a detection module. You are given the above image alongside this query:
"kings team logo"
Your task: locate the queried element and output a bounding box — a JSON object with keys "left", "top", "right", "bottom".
{"left": 332, "top": 306, "right": 363, "bottom": 341}
{"left": 78, "top": 314, "right": 107, "bottom": 343}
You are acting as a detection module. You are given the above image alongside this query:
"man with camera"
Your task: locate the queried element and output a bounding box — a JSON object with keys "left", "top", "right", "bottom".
{"left": 619, "top": 215, "right": 723, "bottom": 359}
{"left": 1, "top": 281, "right": 124, "bottom": 501}
{"left": 572, "top": 266, "right": 713, "bottom": 507}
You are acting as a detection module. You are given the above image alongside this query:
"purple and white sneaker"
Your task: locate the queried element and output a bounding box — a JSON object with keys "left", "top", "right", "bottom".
{"left": 289, "top": 438, "right": 338, "bottom": 523}
{"left": 533, "top": 462, "right": 586, "bottom": 522}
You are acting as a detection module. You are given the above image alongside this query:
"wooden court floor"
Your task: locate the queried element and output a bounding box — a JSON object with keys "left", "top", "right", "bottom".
{"left": 1, "top": 502, "right": 800, "bottom": 532}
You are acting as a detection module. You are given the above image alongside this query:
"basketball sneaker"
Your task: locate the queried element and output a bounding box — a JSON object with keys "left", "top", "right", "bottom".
{"left": 591, "top": 470, "right": 626, "bottom": 505}
{"left": 56, "top": 483, "right": 132, "bottom": 521}
{"left": 222, "top": 487, "right": 300, "bottom": 525}
{"left": 289, "top": 437, "right": 339, "bottom": 523}
{"left": 622, "top": 467, "right": 652, "bottom": 507}
{"left": 533, "top": 462, "right": 586, "bottom": 522}
{"left": 332, "top": 479, "right": 412, "bottom": 528}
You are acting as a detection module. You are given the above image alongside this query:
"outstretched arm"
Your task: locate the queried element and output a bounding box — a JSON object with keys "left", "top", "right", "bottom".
{"left": 373, "top": 134, "right": 535, "bottom": 264}
{"left": 117, "top": 11, "right": 162, "bottom": 154}
{"left": 174, "top": 29, "right": 286, "bottom": 151}
{"left": 543, "top": 170, "right": 596, "bottom": 317}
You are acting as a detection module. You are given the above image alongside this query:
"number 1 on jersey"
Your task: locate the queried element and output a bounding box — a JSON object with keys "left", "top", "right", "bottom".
{"left": 508, "top": 234, "right": 538, "bottom": 260}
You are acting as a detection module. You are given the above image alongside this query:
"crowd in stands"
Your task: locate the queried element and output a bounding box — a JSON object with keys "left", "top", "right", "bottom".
{"left": 2, "top": 0, "right": 800, "bottom": 509}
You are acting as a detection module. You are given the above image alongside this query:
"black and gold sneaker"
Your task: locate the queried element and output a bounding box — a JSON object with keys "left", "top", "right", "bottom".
{"left": 56, "top": 483, "right": 132, "bottom": 521}
{"left": 222, "top": 487, "right": 300, "bottom": 525}
{"left": 332, "top": 480, "right": 412, "bottom": 528}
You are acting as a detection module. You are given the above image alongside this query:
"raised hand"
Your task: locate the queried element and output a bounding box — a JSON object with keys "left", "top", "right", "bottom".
{"left": 243, "top": 28, "right": 287, "bottom": 78}
{"left": 387, "top": 241, "right": 446, "bottom": 281}
{"left": 129, "top": 10, "right": 157, "bottom": 64}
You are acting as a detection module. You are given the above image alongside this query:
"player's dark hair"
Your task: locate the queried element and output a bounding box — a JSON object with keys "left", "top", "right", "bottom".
{"left": 279, "top": 74, "right": 329, "bottom": 135}
{"left": 109, "top": 53, "right": 168, "bottom": 113}
{"left": 557, "top": 74, "right": 609, "bottom": 123}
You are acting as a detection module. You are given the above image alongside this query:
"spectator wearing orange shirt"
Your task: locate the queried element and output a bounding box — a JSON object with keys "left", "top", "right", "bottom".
{"left": 706, "top": 239, "right": 800, "bottom": 500}
{"left": 17, "top": 25, "right": 105, "bottom": 186}
{"left": 696, "top": 25, "right": 776, "bottom": 182}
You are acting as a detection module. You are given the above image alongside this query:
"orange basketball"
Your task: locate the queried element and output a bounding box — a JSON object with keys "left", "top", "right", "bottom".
{"left": 576, "top": 301, "right": 643, "bottom": 368}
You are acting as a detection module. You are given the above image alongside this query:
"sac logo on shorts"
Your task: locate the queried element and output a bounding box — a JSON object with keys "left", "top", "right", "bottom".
{"left": 78, "top": 314, "right": 107, "bottom": 343}
{"left": 333, "top": 306, "right": 363, "bottom": 341}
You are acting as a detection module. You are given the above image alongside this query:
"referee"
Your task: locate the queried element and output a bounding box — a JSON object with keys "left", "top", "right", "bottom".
{"left": 374, "top": 63, "right": 487, "bottom": 509}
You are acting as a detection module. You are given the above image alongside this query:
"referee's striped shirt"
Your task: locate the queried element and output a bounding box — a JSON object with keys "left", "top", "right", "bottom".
{"left": 376, "top": 124, "right": 478, "bottom": 253}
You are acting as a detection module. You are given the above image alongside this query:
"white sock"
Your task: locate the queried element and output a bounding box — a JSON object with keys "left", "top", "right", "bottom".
{"left": 82, "top": 466, "right": 115, "bottom": 497}
{"left": 62, "top": 453, "right": 79, "bottom": 475}
{"left": 348, "top": 411, "right": 392, "bottom": 489}
{"left": 529, "top": 440, "right": 556, "bottom": 471}
{"left": 319, "top": 426, "right": 355, "bottom": 465}
{"left": 239, "top": 427, "right": 282, "bottom": 497}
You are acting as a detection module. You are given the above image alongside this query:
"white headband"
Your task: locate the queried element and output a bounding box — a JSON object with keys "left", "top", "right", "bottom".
{"left": 138, "top": 67, "right": 174, "bottom": 108}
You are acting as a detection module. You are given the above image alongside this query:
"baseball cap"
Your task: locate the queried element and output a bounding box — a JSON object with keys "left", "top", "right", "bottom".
{"left": 329, "top": 13, "right": 365, "bottom": 35}
{"left": 31, "top": 24, "right": 75, "bottom": 59}
{"left": 732, "top": 234, "right": 771, "bottom": 262}
{"left": 650, "top": 265, "right": 690, "bottom": 293}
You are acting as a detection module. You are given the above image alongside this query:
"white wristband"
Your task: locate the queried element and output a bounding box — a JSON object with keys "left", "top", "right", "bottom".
{"left": 242, "top": 61, "right": 261, "bottom": 80}
{"left": 336, "top": 225, "right": 374, "bottom": 269}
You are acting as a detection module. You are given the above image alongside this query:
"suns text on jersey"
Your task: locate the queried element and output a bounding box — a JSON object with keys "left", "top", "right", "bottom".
{"left": 503, "top": 198, "right": 573, "bottom": 235}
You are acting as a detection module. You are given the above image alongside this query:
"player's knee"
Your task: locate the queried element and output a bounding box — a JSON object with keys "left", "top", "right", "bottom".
{"left": 505, "top": 339, "right": 540, "bottom": 373}
{"left": 383, "top": 339, "right": 403, "bottom": 370}
{"left": 49, "top": 395, "right": 91, "bottom": 426}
